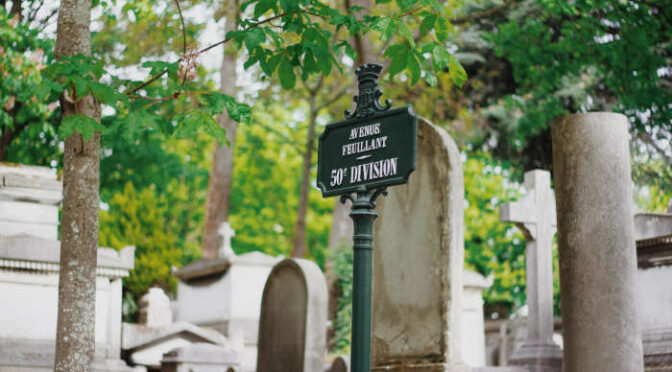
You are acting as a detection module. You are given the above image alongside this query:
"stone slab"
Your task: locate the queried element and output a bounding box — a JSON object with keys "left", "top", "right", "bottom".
{"left": 372, "top": 118, "right": 464, "bottom": 367}
{"left": 635, "top": 213, "right": 672, "bottom": 241}
{"left": 0, "top": 235, "right": 135, "bottom": 273}
{"left": 161, "top": 343, "right": 240, "bottom": 372}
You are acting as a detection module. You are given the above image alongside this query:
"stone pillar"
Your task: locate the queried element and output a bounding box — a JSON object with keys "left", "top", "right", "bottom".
{"left": 551, "top": 112, "right": 644, "bottom": 372}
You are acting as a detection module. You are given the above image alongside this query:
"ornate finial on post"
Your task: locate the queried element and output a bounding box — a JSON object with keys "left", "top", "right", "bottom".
{"left": 345, "top": 63, "right": 392, "bottom": 119}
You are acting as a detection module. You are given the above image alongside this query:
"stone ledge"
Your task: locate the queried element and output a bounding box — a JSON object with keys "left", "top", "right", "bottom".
{"left": 0, "top": 235, "right": 134, "bottom": 277}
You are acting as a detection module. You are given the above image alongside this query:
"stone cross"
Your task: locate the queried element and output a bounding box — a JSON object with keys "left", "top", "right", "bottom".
{"left": 499, "top": 169, "right": 562, "bottom": 370}
{"left": 218, "top": 222, "right": 236, "bottom": 259}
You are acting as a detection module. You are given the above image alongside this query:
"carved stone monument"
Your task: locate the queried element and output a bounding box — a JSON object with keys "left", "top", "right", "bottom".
{"left": 499, "top": 169, "right": 562, "bottom": 371}
{"left": 0, "top": 163, "right": 135, "bottom": 371}
{"left": 372, "top": 118, "right": 466, "bottom": 371}
{"left": 256, "top": 258, "right": 328, "bottom": 372}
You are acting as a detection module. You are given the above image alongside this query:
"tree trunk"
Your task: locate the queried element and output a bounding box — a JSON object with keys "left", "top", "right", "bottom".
{"left": 290, "top": 92, "right": 318, "bottom": 258}
{"left": 53, "top": 0, "right": 100, "bottom": 370}
{"left": 326, "top": 0, "right": 374, "bottom": 348}
{"left": 10, "top": 0, "right": 21, "bottom": 20}
{"left": 202, "top": 11, "right": 238, "bottom": 259}
{"left": 346, "top": 0, "right": 375, "bottom": 66}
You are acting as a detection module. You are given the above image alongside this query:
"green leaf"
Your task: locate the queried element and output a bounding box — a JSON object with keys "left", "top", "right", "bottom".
{"left": 435, "top": 17, "right": 452, "bottom": 42}
{"left": 384, "top": 44, "right": 408, "bottom": 77}
{"left": 431, "top": 46, "right": 450, "bottom": 70}
{"left": 278, "top": 56, "right": 296, "bottom": 90}
{"left": 261, "top": 53, "right": 283, "bottom": 76}
{"left": 225, "top": 100, "right": 252, "bottom": 124}
{"left": 280, "top": 0, "right": 298, "bottom": 12}
{"left": 408, "top": 53, "right": 421, "bottom": 85}
{"left": 59, "top": 114, "right": 103, "bottom": 140}
{"left": 141, "top": 61, "right": 179, "bottom": 75}
{"left": 202, "top": 114, "right": 228, "bottom": 146}
{"left": 254, "top": 0, "right": 275, "bottom": 17}
{"left": 449, "top": 55, "right": 467, "bottom": 88}
{"left": 396, "top": 20, "right": 415, "bottom": 47}
{"left": 72, "top": 77, "right": 90, "bottom": 100}
{"left": 421, "top": 14, "right": 436, "bottom": 33}
{"left": 90, "top": 82, "right": 117, "bottom": 106}
{"left": 244, "top": 28, "right": 266, "bottom": 52}
{"left": 383, "top": 17, "right": 397, "bottom": 40}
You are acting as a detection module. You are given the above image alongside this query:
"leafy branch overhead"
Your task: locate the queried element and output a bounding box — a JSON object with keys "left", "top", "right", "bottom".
{"left": 29, "top": 0, "right": 467, "bottom": 144}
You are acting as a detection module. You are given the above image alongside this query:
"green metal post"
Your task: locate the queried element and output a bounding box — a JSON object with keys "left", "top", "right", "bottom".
{"left": 342, "top": 187, "right": 387, "bottom": 372}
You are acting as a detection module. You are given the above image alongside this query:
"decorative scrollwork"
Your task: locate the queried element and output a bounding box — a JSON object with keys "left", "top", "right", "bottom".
{"left": 344, "top": 63, "right": 392, "bottom": 119}
{"left": 339, "top": 186, "right": 388, "bottom": 208}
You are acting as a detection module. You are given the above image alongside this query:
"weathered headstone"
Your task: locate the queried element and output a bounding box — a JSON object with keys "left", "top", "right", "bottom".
{"left": 330, "top": 355, "right": 351, "bottom": 372}
{"left": 499, "top": 169, "right": 562, "bottom": 371}
{"left": 372, "top": 117, "right": 466, "bottom": 371}
{"left": 256, "top": 258, "right": 328, "bottom": 372}
{"left": 551, "top": 113, "right": 644, "bottom": 371}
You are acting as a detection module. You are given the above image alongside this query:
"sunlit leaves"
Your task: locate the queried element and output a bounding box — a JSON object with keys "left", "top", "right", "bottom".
{"left": 278, "top": 56, "right": 296, "bottom": 89}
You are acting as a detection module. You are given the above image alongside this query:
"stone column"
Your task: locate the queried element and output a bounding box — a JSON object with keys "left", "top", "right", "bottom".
{"left": 551, "top": 112, "right": 644, "bottom": 372}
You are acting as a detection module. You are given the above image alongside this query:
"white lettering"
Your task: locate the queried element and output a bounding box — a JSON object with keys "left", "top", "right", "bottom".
{"left": 348, "top": 157, "right": 399, "bottom": 184}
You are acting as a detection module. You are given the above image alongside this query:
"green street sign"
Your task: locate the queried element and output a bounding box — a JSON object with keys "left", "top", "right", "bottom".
{"left": 317, "top": 107, "right": 417, "bottom": 197}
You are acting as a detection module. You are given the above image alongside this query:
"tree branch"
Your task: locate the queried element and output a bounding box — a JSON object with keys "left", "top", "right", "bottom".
{"left": 129, "top": 11, "right": 293, "bottom": 95}
{"left": 173, "top": 0, "right": 187, "bottom": 55}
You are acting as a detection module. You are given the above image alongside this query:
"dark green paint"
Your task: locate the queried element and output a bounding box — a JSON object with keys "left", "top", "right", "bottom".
{"left": 317, "top": 107, "right": 417, "bottom": 197}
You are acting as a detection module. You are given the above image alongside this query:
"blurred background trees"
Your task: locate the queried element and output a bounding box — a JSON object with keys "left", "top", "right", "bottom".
{"left": 2, "top": 0, "right": 670, "bottom": 344}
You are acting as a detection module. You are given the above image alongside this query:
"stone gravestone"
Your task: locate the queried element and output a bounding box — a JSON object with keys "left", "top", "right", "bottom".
{"left": 256, "top": 258, "right": 328, "bottom": 372}
{"left": 552, "top": 113, "right": 644, "bottom": 371}
{"left": 499, "top": 169, "right": 562, "bottom": 371}
{"left": 330, "top": 355, "right": 350, "bottom": 372}
{"left": 372, "top": 117, "right": 466, "bottom": 371}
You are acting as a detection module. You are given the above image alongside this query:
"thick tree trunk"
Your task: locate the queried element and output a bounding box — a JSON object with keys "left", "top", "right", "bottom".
{"left": 202, "top": 13, "right": 238, "bottom": 259}
{"left": 290, "top": 93, "right": 318, "bottom": 258}
{"left": 53, "top": 0, "right": 100, "bottom": 370}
